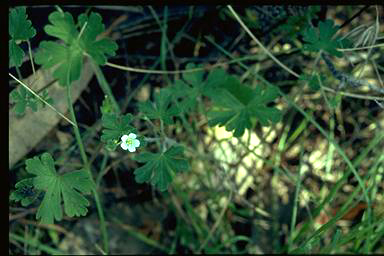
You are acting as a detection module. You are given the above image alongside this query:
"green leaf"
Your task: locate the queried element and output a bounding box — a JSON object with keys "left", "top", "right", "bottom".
{"left": 299, "top": 73, "right": 325, "bottom": 91}
{"left": 208, "top": 89, "right": 252, "bottom": 137}
{"left": 133, "top": 146, "right": 189, "bottom": 191}
{"left": 77, "top": 12, "right": 118, "bottom": 65}
{"left": 100, "top": 95, "right": 114, "bottom": 115}
{"left": 34, "top": 41, "right": 83, "bottom": 86}
{"left": 101, "top": 112, "right": 136, "bottom": 150}
{"left": 10, "top": 87, "right": 27, "bottom": 115}
{"left": 274, "top": 6, "right": 320, "bottom": 40}
{"left": 329, "top": 93, "right": 342, "bottom": 109}
{"left": 10, "top": 86, "right": 53, "bottom": 116}
{"left": 35, "top": 10, "right": 118, "bottom": 86}
{"left": 9, "top": 7, "right": 36, "bottom": 41}
{"left": 205, "top": 68, "right": 227, "bottom": 84}
{"left": 208, "top": 79, "right": 282, "bottom": 137}
{"left": 16, "top": 153, "right": 94, "bottom": 224}
{"left": 167, "top": 63, "right": 207, "bottom": 113}
{"left": 221, "top": 75, "right": 255, "bottom": 105}
{"left": 10, "top": 86, "right": 39, "bottom": 115}
{"left": 9, "top": 39, "right": 24, "bottom": 68}
{"left": 10, "top": 178, "right": 40, "bottom": 207}
{"left": 182, "top": 63, "right": 204, "bottom": 86}
{"left": 9, "top": 7, "right": 36, "bottom": 68}
{"left": 44, "top": 11, "right": 78, "bottom": 44}
{"left": 139, "top": 89, "right": 180, "bottom": 125}
{"left": 302, "top": 19, "right": 343, "bottom": 57}
{"left": 168, "top": 64, "right": 233, "bottom": 114}
{"left": 39, "top": 89, "right": 54, "bottom": 108}
{"left": 35, "top": 11, "right": 81, "bottom": 86}
{"left": 170, "top": 79, "right": 200, "bottom": 113}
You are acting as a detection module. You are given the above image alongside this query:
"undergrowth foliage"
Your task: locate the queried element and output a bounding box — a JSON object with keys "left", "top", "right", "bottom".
{"left": 34, "top": 10, "right": 118, "bottom": 86}
{"left": 9, "top": 6, "right": 283, "bottom": 225}
{"left": 9, "top": 7, "right": 36, "bottom": 68}
{"left": 9, "top": 5, "right": 384, "bottom": 254}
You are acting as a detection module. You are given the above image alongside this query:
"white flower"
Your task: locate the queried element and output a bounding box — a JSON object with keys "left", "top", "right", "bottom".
{"left": 120, "top": 133, "right": 140, "bottom": 152}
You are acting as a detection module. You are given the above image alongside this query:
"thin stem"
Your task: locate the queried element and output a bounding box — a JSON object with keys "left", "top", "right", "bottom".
{"left": 27, "top": 40, "right": 35, "bottom": 75}
{"left": 227, "top": 5, "right": 300, "bottom": 78}
{"left": 96, "top": 154, "right": 109, "bottom": 188}
{"left": 15, "top": 66, "right": 23, "bottom": 80}
{"left": 105, "top": 55, "right": 259, "bottom": 75}
{"left": 78, "top": 21, "right": 88, "bottom": 41}
{"left": 92, "top": 188, "right": 109, "bottom": 254}
{"left": 54, "top": 5, "right": 64, "bottom": 13}
{"left": 338, "top": 5, "right": 370, "bottom": 29}
{"left": 288, "top": 141, "right": 304, "bottom": 251}
{"left": 90, "top": 60, "right": 120, "bottom": 114}
{"left": 148, "top": 6, "right": 171, "bottom": 84}
{"left": 66, "top": 82, "right": 109, "bottom": 254}
{"left": 104, "top": 61, "right": 209, "bottom": 74}
{"left": 66, "top": 85, "right": 88, "bottom": 165}
{"left": 321, "top": 86, "right": 383, "bottom": 101}
{"left": 9, "top": 73, "right": 76, "bottom": 127}
{"left": 160, "top": 119, "right": 166, "bottom": 152}
{"left": 338, "top": 43, "right": 384, "bottom": 51}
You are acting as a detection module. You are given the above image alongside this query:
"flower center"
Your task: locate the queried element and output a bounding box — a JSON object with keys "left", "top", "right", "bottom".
{"left": 126, "top": 138, "right": 133, "bottom": 146}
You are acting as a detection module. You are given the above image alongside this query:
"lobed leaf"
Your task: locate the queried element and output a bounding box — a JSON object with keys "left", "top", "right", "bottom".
{"left": 34, "top": 41, "right": 83, "bottom": 86}
{"left": 35, "top": 10, "right": 118, "bottom": 86}
{"left": 299, "top": 73, "right": 326, "bottom": 91}
{"left": 9, "top": 7, "right": 36, "bottom": 68}
{"left": 208, "top": 77, "right": 282, "bottom": 137}
{"left": 170, "top": 64, "right": 233, "bottom": 113}
{"left": 182, "top": 63, "right": 204, "bottom": 86}
{"left": 169, "top": 79, "right": 200, "bottom": 113}
{"left": 139, "top": 89, "right": 180, "bottom": 125}
{"left": 100, "top": 112, "right": 136, "bottom": 151}
{"left": 133, "top": 146, "right": 189, "bottom": 191}
{"left": 9, "top": 39, "right": 24, "bottom": 68}
{"left": 10, "top": 178, "right": 40, "bottom": 207}
{"left": 11, "top": 153, "right": 95, "bottom": 224}
{"left": 9, "top": 6, "right": 36, "bottom": 41}
{"left": 44, "top": 11, "right": 78, "bottom": 44}
{"left": 302, "top": 19, "right": 343, "bottom": 58}
{"left": 78, "top": 12, "right": 118, "bottom": 65}
{"left": 10, "top": 86, "right": 39, "bottom": 115}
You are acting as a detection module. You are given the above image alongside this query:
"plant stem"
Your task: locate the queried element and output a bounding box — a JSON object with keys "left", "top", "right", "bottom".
{"left": 227, "top": 5, "right": 300, "bottom": 78}
{"left": 91, "top": 60, "right": 120, "bottom": 114}
{"left": 288, "top": 141, "right": 304, "bottom": 251}
{"left": 160, "top": 119, "right": 166, "bottom": 152}
{"left": 66, "top": 85, "right": 88, "bottom": 165}
{"left": 15, "top": 66, "right": 23, "bottom": 80}
{"left": 9, "top": 73, "right": 76, "bottom": 127}
{"left": 27, "top": 40, "right": 35, "bottom": 75}
{"left": 66, "top": 84, "right": 109, "bottom": 254}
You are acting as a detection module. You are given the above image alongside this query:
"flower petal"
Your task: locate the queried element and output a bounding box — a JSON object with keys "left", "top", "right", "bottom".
{"left": 121, "top": 142, "right": 129, "bottom": 150}
{"left": 128, "top": 133, "right": 137, "bottom": 139}
{"left": 133, "top": 139, "right": 140, "bottom": 147}
{"left": 128, "top": 144, "right": 136, "bottom": 152}
{"left": 121, "top": 134, "right": 129, "bottom": 142}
